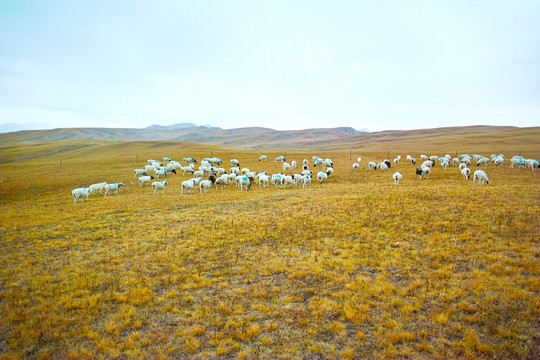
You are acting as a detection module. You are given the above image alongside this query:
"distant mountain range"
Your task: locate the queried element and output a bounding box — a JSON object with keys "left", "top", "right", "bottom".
{"left": 0, "top": 123, "right": 367, "bottom": 148}
{"left": 1, "top": 123, "right": 538, "bottom": 152}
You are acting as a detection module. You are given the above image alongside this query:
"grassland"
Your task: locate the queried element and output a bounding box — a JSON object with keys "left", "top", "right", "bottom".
{"left": 0, "top": 139, "right": 538, "bottom": 359}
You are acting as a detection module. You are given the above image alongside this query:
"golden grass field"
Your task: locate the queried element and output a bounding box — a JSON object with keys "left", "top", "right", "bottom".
{"left": 0, "top": 138, "right": 539, "bottom": 359}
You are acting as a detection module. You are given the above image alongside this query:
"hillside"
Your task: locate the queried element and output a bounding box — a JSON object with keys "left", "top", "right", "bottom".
{"left": 0, "top": 125, "right": 538, "bottom": 156}
{"left": 0, "top": 125, "right": 361, "bottom": 148}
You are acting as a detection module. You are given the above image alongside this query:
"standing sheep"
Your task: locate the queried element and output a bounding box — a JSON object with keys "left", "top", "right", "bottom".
{"left": 72, "top": 187, "right": 89, "bottom": 203}
{"left": 393, "top": 172, "right": 402, "bottom": 185}
{"left": 152, "top": 181, "right": 168, "bottom": 195}
{"left": 473, "top": 170, "right": 490, "bottom": 186}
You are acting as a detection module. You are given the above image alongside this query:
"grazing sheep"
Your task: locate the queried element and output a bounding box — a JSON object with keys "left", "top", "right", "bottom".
{"left": 476, "top": 157, "right": 489, "bottom": 167}
{"left": 155, "top": 169, "right": 168, "bottom": 179}
{"left": 322, "top": 159, "right": 333, "bottom": 168}
{"left": 190, "top": 177, "right": 203, "bottom": 186}
{"left": 429, "top": 155, "right": 438, "bottom": 164}
{"left": 303, "top": 159, "right": 309, "bottom": 166}
{"left": 415, "top": 167, "right": 430, "bottom": 180}
{"left": 292, "top": 174, "right": 303, "bottom": 186}
{"left": 282, "top": 162, "right": 293, "bottom": 172}
{"left": 459, "top": 163, "right": 468, "bottom": 171}
{"left": 193, "top": 170, "right": 204, "bottom": 178}
{"left": 241, "top": 168, "right": 250, "bottom": 175}
{"left": 152, "top": 181, "right": 168, "bottom": 195}
{"left": 393, "top": 172, "right": 402, "bottom": 185}
{"left": 104, "top": 183, "right": 125, "bottom": 196}
{"left": 510, "top": 157, "right": 526, "bottom": 168}
{"left": 163, "top": 157, "right": 171, "bottom": 162}
{"left": 420, "top": 155, "right": 428, "bottom": 160}
{"left": 183, "top": 157, "right": 197, "bottom": 164}
{"left": 199, "top": 174, "right": 217, "bottom": 193}
{"left": 230, "top": 167, "right": 240, "bottom": 175}
{"left": 473, "top": 170, "right": 490, "bottom": 186}
{"left": 291, "top": 160, "right": 297, "bottom": 169}
{"left": 271, "top": 174, "right": 283, "bottom": 188}
{"left": 134, "top": 169, "right": 149, "bottom": 179}
{"left": 357, "top": 157, "right": 362, "bottom": 164}
{"left": 180, "top": 165, "right": 195, "bottom": 176}
{"left": 383, "top": 159, "right": 391, "bottom": 168}
{"left": 72, "top": 187, "right": 89, "bottom": 203}
{"left": 461, "top": 168, "right": 471, "bottom": 180}
{"left": 421, "top": 160, "right": 434, "bottom": 168}
{"left": 238, "top": 175, "right": 253, "bottom": 191}
{"left": 230, "top": 159, "right": 240, "bottom": 167}
{"left": 259, "top": 155, "right": 267, "bottom": 162}
{"left": 368, "top": 161, "right": 377, "bottom": 170}
{"left": 440, "top": 160, "right": 449, "bottom": 171}
{"left": 393, "top": 157, "right": 400, "bottom": 166}
{"left": 377, "top": 162, "right": 389, "bottom": 171}
{"left": 281, "top": 175, "right": 293, "bottom": 188}
{"left": 326, "top": 167, "right": 334, "bottom": 177}
{"left": 275, "top": 156, "right": 286, "bottom": 163}
{"left": 452, "top": 158, "right": 459, "bottom": 166}
{"left": 258, "top": 174, "right": 270, "bottom": 188}
{"left": 138, "top": 175, "right": 154, "bottom": 187}
{"left": 352, "top": 162, "right": 359, "bottom": 171}
{"left": 314, "top": 158, "right": 323, "bottom": 167}
{"left": 215, "top": 175, "right": 228, "bottom": 189}
{"left": 181, "top": 179, "right": 195, "bottom": 194}
{"left": 410, "top": 157, "right": 416, "bottom": 164}
{"left": 302, "top": 173, "right": 312, "bottom": 188}
{"left": 89, "top": 182, "right": 108, "bottom": 194}
{"left": 317, "top": 171, "right": 328, "bottom": 183}
{"left": 526, "top": 159, "right": 539, "bottom": 170}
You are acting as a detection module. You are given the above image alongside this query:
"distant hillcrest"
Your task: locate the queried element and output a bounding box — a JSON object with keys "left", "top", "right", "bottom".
{"left": 146, "top": 123, "right": 218, "bottom": 131}
{"left": 0, "top": 122, "right": 373, "bottom": 148}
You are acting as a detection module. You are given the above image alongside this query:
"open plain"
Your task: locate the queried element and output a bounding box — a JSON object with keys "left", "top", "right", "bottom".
{"left": 0, "top": 129, "right": 539, "bottom": 359}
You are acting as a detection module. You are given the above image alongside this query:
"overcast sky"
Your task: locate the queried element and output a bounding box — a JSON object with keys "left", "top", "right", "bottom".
{"left": 0, "top": 1, "right": 539, "bottom": 132}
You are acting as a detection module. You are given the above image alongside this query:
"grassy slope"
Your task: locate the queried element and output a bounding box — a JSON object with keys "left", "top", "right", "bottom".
{"left": 0, "top": 134, "right": 539, "bottom": 359}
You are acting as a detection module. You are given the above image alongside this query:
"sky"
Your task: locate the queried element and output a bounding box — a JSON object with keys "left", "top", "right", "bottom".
{"left": 0, "top": 1, "right": 539, "bottom": 133}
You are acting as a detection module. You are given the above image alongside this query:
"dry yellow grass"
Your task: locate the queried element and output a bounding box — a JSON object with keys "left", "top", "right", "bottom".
{"left": 0, "top": 139, "right": 539, "bottom": 359}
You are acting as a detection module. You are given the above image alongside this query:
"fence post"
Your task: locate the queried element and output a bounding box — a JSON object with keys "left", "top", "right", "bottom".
{"left": 60, "top": 159, "right": 62, "bottom": 168}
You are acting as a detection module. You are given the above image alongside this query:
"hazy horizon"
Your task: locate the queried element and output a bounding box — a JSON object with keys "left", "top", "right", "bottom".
{"left": 1, "top": 1, "right": 539, "bottom": 133}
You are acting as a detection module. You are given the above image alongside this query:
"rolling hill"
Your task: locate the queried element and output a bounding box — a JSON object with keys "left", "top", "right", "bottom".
{"left": 0, "top": 125, "right": 538, "bottom": 156}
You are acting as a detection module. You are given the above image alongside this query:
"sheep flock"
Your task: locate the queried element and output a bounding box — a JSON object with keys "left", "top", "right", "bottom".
{"left": 72, "top": 153, "right": 538, "bottom": 202}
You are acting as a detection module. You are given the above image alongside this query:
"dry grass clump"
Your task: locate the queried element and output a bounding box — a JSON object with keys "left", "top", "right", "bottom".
{"left": 0, "top": 141, "right": 538, "bottom": 359}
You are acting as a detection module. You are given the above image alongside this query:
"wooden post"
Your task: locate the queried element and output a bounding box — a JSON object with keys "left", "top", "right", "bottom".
{"left": 349, "top": 148, "right": 351, "bottom": 160}
{"left": 387, "top": 151, "right": 390, "bottom": 159}
{"left": 60, "top": 159, "right": 62, "bottom": 168}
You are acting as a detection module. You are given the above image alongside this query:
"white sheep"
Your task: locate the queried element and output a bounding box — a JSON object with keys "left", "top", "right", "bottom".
{"left": 317, "top": 171, "right": 328, "bottom": 183}
{"left": 133, "top": 169, "right": 149, "bottom": 179}
{"left": 461, "top": 168, "right": 471, "bottom": 180}
{"left": 303, "top": 159, "right": 309, "bottom": 166}
{"left": 181, "top": 165, "right": 195, "bottom": 176}
{"left": 155, "top": 169, "right": 167, "bottom": 179}
{"left": 420, "top": 155, "right": 428, "bottom": 160}
{"left": 526, "top": 159, "right": 539, "bottom": 171}
{"left": 459, "top": 163, "right": 468, "bottom": 171}
{"left": 271, "top": 174, "right": 283, "bottom": 188}
{"left": 88, "top": 182, "right": 108, "bottom": 194}
{"left": 193, "top": 170, "right": 204, "bottom": 178}
{"left": 416, "top": 167, "right": 430, "bottom": 180}
{"left": 163, "top": 157, "right": 171, "bottom": 162}
{"left": 238, "top": 176, "right": 253, "bottom": 191}
{"left": 452, "top": 158, "right": 459, "bottom": 166}
{"left": 357, "top": 157, "right": 362, "bottom": 164}
{"left": 275, "top": 156, "right": 286, "bottom": 163}
{"left": 72, "top": 187, "right": 89, "bottom": 203}
{"left": 326, "top": 167, "right": 334, "bottom": 176}
{"left": 183, "top": 157, "right": 197, "bottom": 164}
{"left": 230, "top": 159, "right": 240, "bottom": 167}
{"left": 291, "top": 160, "right": 297, "bottom": 169}
{"left": 282, "top": 175, "right": 294, "bottom": 188}
{"left": 393, "top": 172, "right": 402, "bottom": 185}
{"left": 138, "top": 175, "right": 154, "bottom": 187}
{"left": 104, "top": 183, "right": 125, "bottom": 196}
{"left": 215, "top": 174, "right": 228, "bottom": 189}
{"left": 180, "top": 179, "right": 194, "bottom": 194}
{"left": 429, "top": 155, "right": 438, "bottom": 164}
{"left": 421, "top": 160, "right": 433, "bottom": 168}
{"left": 473, "top": 170, "right": 490, "bottom": 186}
{"left": 292, "top": 174, "right": 303, "bottom": 186}
{"left": 440, "top": 160, "right": 449, "bottom": 171}
{"left": 352, "top": 162, "right": 359, "bottom": 172}
{"left": 409, "top": 157, "right": 416, "bottom": 164}
{"left": 199, "top": 180, "right": 213, "bottom": 193}
{"left": 190, "top": 177, "right": 203, "bottom": 186}
{"left": 282, "top": 162, "right": 293, "bottom": 172}
{"left": 152, "top": 181, "right": 168, "bottom": 194}
{"left": 476, "top": 157, "right": 489, "bottom": 167}
{"left": 258, "top": 174, "right": 270, "bottom": 188}
{"left": 259, "top": 155, "right": 267, "bottom": 162}
{"left": 377, "top": 162, "right": 389, "bottom": 171}
{"left": 368, "top": 161, "right": 377, "bottom": 171}
{"left": 302, "top": 174, "right": 312, "bottom": 188}
{"left": 230, "top": 167, "right": 240, "bottom": 175}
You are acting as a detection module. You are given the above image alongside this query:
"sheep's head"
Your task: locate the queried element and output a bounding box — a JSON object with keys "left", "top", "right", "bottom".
{"left": 208, "top": 173, "right": 217, "bottom": 183}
